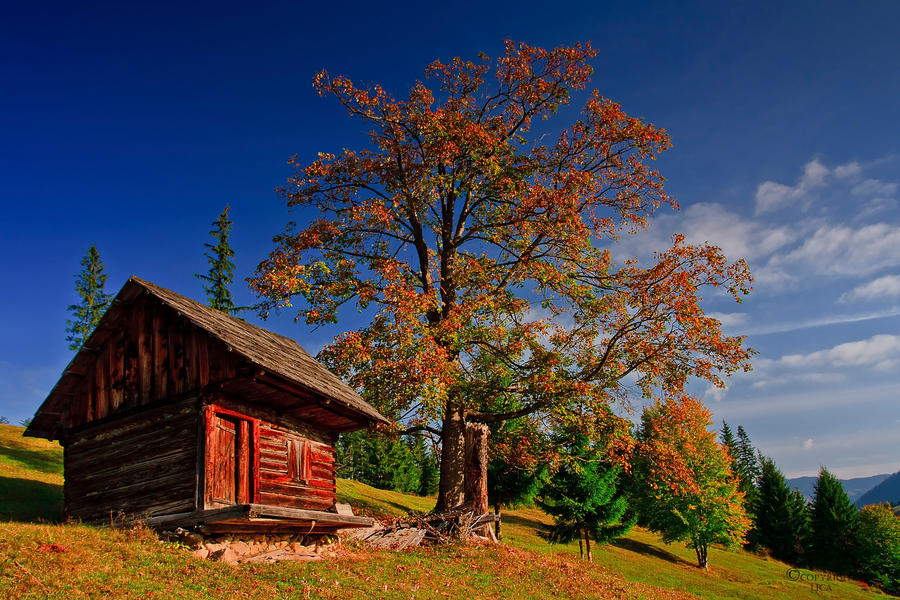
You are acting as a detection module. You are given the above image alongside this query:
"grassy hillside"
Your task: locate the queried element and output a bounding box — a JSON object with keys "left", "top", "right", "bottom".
{"left": 0, "top": 424, "right": 892, "bottom": 599}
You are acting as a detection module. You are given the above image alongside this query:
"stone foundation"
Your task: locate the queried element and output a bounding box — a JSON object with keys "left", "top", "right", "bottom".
{"left": 162, "top": 529, "right": 338, "bottom": 565}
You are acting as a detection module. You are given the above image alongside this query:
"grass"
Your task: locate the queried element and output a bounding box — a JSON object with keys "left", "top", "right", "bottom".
{"left": 0, "top": 423, "right": 894, "bottom": 599}
{"left": 0, "top": 424, "right": 63, "bottom": 522}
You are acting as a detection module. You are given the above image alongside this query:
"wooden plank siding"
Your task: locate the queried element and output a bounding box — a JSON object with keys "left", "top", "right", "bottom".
{"left": 203, "top": 401, "right": 337, "bottom": 513}
{"left": 58, "top": 295, "right": 241, "bottom": 431}
{"left": 64, "top": 398, "right": 199, "bottom": 523}
{"left": 256, "top": 422, "right": 336, "bottom": 512}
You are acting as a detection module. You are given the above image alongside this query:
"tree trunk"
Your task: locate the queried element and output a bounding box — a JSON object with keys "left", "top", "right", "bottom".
{"left": 696, "top": 545, "right": 708, "bottom": 569}
{"left": 585, "top": 527, "right": 593, "bottom": 562}
{"left": 464, "top": 423, "right": 489, "bottom": 514}
{"left": 435, "top": 399, "right": 466, "bottom": 511}
{"left": 579, "top": 536, "right": 583, "bottom": 559}
{"left": 494, "top": 500, "right": 502, "bottom": 541}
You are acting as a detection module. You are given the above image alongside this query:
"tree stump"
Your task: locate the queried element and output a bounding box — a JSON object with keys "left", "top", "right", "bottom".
{"left": 464, "top": 423, "right": 490, "bottom": 536}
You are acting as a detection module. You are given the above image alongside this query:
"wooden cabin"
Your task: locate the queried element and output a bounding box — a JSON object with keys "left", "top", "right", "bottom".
{"left": 25, "top": 276, "right": 387, "bottom": 534}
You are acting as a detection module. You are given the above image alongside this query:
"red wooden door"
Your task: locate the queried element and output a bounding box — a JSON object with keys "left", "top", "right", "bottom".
{"left": 207, "top": 413, "right": 252, "bottom": 505}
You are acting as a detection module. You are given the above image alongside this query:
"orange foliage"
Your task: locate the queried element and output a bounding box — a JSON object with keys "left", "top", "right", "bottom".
{"left": 251, "top": 41, "right": 754, "bottom": 507}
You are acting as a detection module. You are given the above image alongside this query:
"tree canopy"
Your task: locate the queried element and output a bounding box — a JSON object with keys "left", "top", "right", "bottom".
{"left": 634, "top": 396, "right": 750, "bottom": 569}
{"left": 252, "top": 40, "right": 754, "bottom": 509}
{"left": 809, "top": 467, "right": 858, "bottom": 575}
{"left": 754, "top": 456, "right": 809, "bottom": 565}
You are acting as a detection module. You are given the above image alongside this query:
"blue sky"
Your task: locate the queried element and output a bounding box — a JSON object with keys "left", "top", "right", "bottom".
{"left": 1, "top": 1, "right": 898, "bottom": 478}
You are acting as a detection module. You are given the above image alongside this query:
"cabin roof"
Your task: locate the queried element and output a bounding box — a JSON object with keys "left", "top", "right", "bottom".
{"left": 26, "top": 276, "right": 388, "bottom": 438}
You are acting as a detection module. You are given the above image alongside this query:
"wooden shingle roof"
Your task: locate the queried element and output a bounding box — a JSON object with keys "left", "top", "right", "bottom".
{"left": 131, "top": 277, "right": 386, "bottom": 423}
{"left": 26, "top": 276, "right": 387, "bottom": 438}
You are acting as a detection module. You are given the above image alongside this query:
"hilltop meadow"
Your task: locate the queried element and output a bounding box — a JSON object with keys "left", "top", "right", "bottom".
{"left": 0, "top": 424, "right": 892, "bottom": 600}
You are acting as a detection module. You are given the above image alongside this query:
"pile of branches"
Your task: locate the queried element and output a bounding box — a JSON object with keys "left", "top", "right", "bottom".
{"left": 348, "top": 505, "right": 498, "bottom": 550}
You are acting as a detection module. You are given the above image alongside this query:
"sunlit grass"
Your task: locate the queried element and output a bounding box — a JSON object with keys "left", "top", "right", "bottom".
{"left": 0, "top": 424, "right": 893, "bottom": 599}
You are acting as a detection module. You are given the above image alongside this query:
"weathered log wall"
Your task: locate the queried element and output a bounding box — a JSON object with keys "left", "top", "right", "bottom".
{"left": 64, "top": 398, "right": 200, "bottom": 523}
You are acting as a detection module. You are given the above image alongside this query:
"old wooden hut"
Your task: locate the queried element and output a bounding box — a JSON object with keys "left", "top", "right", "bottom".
{"left": 25, "top": 276, "right": 387, "bottom": 534}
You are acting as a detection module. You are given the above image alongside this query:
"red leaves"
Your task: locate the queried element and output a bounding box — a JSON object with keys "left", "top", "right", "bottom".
{"left": 37, "top": 543, "right": 69, "bottom": 553}
{"left": 252, "top": 42, "right": 755, "bottom": 508}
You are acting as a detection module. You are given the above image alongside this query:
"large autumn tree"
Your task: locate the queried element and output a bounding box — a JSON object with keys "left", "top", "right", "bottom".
{"left": 252, "top": 41, "right": 753, "bottom": 510}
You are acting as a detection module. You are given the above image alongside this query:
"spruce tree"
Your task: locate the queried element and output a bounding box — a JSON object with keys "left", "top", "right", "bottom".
{"left": 754, "top": 457, "right": 809, "bottom": 564}
{"left": 736, "top": 427, "right": 760, "bottom": 483}
{"left": 66, "top": 244, "right": 112, "bottom": 351}
{"left": 809, "top": 467, "right": 858, "bottom": 574}
{"left": 721, "top": 423, "right": 760, "bottom": 546}
{"left": 539, "top": 433, "right": 636, "bottom": 561}
{"left": 196, "top": 205, "right": 240, "bottom": 314}
{"left": 417, "top": 444, "right": 440, "bottom": 497}
{"left": 720, "top": 422, "right": 737, "bottom": 458}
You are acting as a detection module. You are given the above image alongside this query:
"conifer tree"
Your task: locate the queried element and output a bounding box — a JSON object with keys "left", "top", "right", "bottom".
{"left": 334, "top": 430, "right": 424, "bottom": 494}
{"left": 66, "top": 244, "right": 112, "bottom": 351}
{"left": 754, "top": 456, "right": 809, "bottom": 564}
{"left": 196, "top": 205, "right": 240, "bottom": 314}
{"left": 809, "top": 467, "right": 858, "bottom": 574}
{"left": 720, "top": 422, "right": 737, "bottom": 457}
{"left": 540, "top": 433, "right": 635, "bottom": 561}
{"left": 736, "top": 426, "right": 761, "bottom": 486}
{"left": 416, "top": 443, "right": 440, "bottom": 497}
{"left": 729, "top": 425, "right": 760, "bottom": 546}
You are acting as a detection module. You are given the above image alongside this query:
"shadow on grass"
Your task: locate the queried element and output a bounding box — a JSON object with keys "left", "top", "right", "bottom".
{"left": 611, "top": 537, "right": 691, "bottom": 566}
{"left": 0, "top": 476, "right": 63, "bottom": 523}
{"left": 500, "top": 513, "right": 548, "bottom": 531}
{"left": 0, "top": 438, "right": 63, "bottom": 475}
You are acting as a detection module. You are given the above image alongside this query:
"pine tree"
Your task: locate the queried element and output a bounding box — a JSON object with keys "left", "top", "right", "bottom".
{"left": 417, "top": 443, "right": 440, "bottom": 497}
{"left": 540, "top": 433, "right": 635, "bottom": 561}
{"left": 66, "top": 244, "right": 112, "bottom": 351}
{"left": 809, "top": 467, "right": 858, "bottom": 574}
{"left": 196, "top": 206, "right": 240, "bottom": 314}
{"left": 334, "top": 430, "right": 424, "bottom": 494}
{"left": 736, "top": 426, "right": 761, "bottom": 485}
{"left": 754, "top": 457, "right": 809, "bottom": 564}
{"left": 720, "top": 422, "right": 737, "bottom": 457}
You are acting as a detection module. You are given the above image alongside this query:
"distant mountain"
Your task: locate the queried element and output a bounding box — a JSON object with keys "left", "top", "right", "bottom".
{"left": 787, "top": 473, "right": 892, "bottom": 503}
{"left": 854, "top": 471, "right": 900, "bottom": 508}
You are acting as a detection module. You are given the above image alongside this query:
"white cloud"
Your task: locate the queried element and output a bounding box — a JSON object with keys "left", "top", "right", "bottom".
{"left": 745, "top": 306, "right": 900, "bottom": 335}
{"left": 840, "top": 275, "right": 900, "bottom": 303}
{"left": 803, "top": 438, "right": 814, "bottom": 450}
{"left": 751, "top": 371, "right": 845, "bottom": 388}
{"left": 851, "top": 179, "right": 899, "bottom": 198}
{"left": 753, "top": 158, "right": 873, "bottom": 215}
{"left": 754, "top": 158, "right": 835, "bottom": 215}
{"left": 780, "top": 334, "right": 900, "bottom": 370}
{"left": 857, "top": 196, "right": 897, "bottom": 219}
{"left": 833, "top": 162, "right": 863, "bottom": 179}
{"left": 770, "top": 222, "right": 900, "bottom": 277}
{"left": 614, "top": 202, "right": 797, "bottom": 265}
{"left": 704, "top": 385, "right": 728, "bottom": 402}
